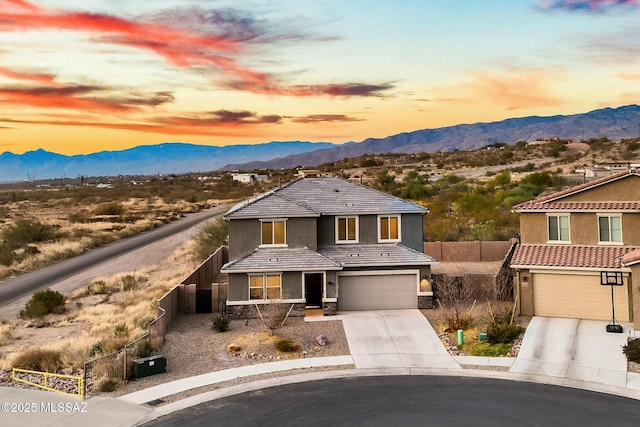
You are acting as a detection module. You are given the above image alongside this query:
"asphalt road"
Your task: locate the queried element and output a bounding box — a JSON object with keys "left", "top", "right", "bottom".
{"left": 0, "top": 204, "right": 228, "bottom": 309}
{"left": 145, "top": 376, "right": 640, "bottom": 427}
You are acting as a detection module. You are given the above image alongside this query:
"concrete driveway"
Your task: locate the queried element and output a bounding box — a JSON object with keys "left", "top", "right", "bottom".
{"left": 510, "top": 317, "right": 634, "bottom": 387}
{"left": 339, "top": 309, "right": 461, "bottom": 370}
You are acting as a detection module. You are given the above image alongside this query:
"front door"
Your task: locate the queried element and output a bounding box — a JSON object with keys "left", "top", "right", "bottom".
{"left": 305, "top": 273, "right": 323, "bottom": 308}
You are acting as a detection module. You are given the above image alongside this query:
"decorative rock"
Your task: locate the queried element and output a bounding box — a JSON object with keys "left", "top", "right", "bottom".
{"left": 316, "top": 335, "right": 329, "bottom": 346}
{"left": 226, "top": 343, "right": 241, "bottom": 352}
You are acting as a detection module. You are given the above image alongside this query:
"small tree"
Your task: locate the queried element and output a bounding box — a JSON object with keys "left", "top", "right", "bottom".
{"left": 255, "top": 301, "right": 294, "bottom": 333}
{"left": 192, "top": 217, "right": 228, "bottom": 262}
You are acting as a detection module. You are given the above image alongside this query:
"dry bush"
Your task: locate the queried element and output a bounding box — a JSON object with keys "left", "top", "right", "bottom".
{"left": 434, "top": 275, "right": 476, "bottom": 331}
{"left": 12, "top": 348, "right": 63, "bottom": 373}
{"left": 256, "top": 302, "right": 295, "bottom": 332}
{"left": 0, "top": 322, "right": 13, "bottom": 346}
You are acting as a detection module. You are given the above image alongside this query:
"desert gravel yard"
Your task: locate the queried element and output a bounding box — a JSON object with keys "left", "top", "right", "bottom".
{"left": 111, "top": 313, "right": 352, "bottom": 399}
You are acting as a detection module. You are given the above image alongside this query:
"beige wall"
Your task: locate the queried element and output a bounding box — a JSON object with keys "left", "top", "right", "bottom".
{"left": 518, "top": 213, "right": 548, "bottom": 244}
{"left": 627, "top": 264, "right": 640, "bottom": 330}
{"left": 562, "top": 175, "right": 640, "bottom": 202}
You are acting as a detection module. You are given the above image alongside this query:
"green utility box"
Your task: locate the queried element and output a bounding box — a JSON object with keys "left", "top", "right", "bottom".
{"left": 132, "top": 355, "right": 167, "bottom": 379}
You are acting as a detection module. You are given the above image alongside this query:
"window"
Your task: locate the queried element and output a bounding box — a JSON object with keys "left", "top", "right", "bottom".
{"left": 379, "top": 215, "right": 401, "bottom": 242}
{"left": 598, "top": 215, "right": 622, "bottom": 243}
{"left": 249, "top": 273, "right": 281, "bottom": 300}
{"left": 548, "top": 215, "right": 570, "bottom": 242}
{"left": 261, "top": 220, "right": 286, "bottom": 246}
{"left": 336, "top": 216, "right": 358, "bottom": 243}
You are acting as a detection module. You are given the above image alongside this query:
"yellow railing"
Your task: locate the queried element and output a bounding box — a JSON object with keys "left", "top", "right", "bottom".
{"left": 12, "top": 368, "right": 84, "bottom": 400}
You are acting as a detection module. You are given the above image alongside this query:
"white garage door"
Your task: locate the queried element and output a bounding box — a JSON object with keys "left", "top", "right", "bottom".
{"left": 533, "top": 273, "right": 630, "bottom": 321}
{"left": 338, "top": 272, "right": 418, "bottom": 311}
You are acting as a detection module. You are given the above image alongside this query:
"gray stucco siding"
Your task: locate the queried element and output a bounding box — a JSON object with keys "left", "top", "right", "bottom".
{"left": 401, "top": 213, "right": 425, "bottom": 252}
{"left": 228, "top": 273, "right": 248, "bottom": 301}
{"left": 326, "top": 270, "right": 338, "bottom": 298}
{"left": 286, "top": 217, "right": 318, "bottom": 250}
{"left": 228, "top": 217, "right": 318, "bottom": 261}
{"left": 282, "top": 271, "right": 303, "bottom": 299}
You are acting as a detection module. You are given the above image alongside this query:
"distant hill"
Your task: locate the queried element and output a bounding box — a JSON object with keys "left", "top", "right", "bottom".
{"left": 0, "top": 141, "right": 335, "bottom": 182}
{"left": 221, "top": 104, "right": 640, "bottom": 171}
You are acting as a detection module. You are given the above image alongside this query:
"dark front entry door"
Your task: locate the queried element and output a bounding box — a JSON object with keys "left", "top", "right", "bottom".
{"left": 305, "top": 273, "right": 323, "bottom": 308}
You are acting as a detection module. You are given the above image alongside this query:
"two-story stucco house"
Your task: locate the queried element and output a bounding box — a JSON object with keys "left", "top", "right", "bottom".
{"left": 220, "top": 177, "right": 437, "bottom": 318}
{"left": 511, "top": 169, "right": 640, "bottom": 329}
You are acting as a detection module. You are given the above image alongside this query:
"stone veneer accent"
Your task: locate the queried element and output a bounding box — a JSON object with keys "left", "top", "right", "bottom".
{"left": 227, "top": 302, "right": 306, "bottom": 320}
{"left": 418, "top": 295, "right": 434, "bottom": 309}
{"left": 322, "top": 302, "right": 337, "bottom": 316}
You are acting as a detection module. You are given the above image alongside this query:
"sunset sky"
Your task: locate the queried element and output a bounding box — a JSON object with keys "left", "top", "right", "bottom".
{"left": 1, "top": 0, "right": 640, "bottom": 155}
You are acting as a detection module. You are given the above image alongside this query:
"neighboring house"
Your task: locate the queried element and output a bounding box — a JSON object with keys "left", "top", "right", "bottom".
{"left": 511, "top": 170, "right": 640, "bottom": 329}
{"left": 220, "top": 177, "right": 437, "bottom": 318}
{"left": 232, "top": 173, "right": 268, "bottom": 183}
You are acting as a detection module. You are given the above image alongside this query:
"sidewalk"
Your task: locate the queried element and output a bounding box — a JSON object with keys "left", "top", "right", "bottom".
{"left": 2, "top": 315, "right": 640, "bottom": 426}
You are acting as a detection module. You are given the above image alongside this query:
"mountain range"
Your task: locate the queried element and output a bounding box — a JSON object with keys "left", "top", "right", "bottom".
{"left": 0, "top": 141, "right": 336, "bottom": 182}
{"left": 2, "top": 104, "right": 640, "bottom": 182}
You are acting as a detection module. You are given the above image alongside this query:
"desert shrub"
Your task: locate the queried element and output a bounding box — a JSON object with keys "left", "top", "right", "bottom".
{"left": 0, "top": 247, "right": 15, "bottom": 266}
{"left": 0, "top": 322, "right": 13, "bottom": 346}
{"left": 118, "top": 274, "right": 138, "bottom": 291}
{"left": 87, "top": 280, "right": 111, "bottom": 295}
{"left": 23, "top": 245, "right": 41, "bottom": 256}
{"left": 114, "top": 322, "right": 129, "bottom": 338}
{"left": 136, "top": 316, "right": 154, "bottom": 330}
{"left": 135, "top": 339, "right": 153, "bottom": 358}
{"left": 99, "top": 378, "right": 119, "bottom": 393}
{"left": 94, "top": 202, "right": 124, "bottom": 216}
{"left": 212, "top": 316, "right": 230, "bottom": 332}
{"left": 623, "top": 338, "right": 640, "bottom": 363}
{"left": 20, "top": 288, "right": 66, "bottom": 319}
{"left": 275, "top": 339, "right": 299, "bottom": 353}
{"left": 90, "top": 341, "right": 104, "bottom": 357}
{"left": 462, "top": 340, "right": 511, "bottom": 357}
{"left": 486, "top": 323, "right": 524, "bottom": 344}
{"left": 12, "top": 348, "right": 63, "bottom": 373}
{"left": 192, "top": 217, "right": 228, "bottom": 262}
{"left": 2, "top": 218, "right": 59, "bottom": 249}
{"left": 68, "top": 211, "right": 91, "bottom": 223}
{"left": 102, "top": 337, "right": 129, "bottom": 354}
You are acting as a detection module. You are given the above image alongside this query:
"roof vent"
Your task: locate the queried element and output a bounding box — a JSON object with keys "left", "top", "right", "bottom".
{"left": 349, "top": 254, "right": 360, "bottom": 257}
{"left": 268, "top": 258, "right": 280, "bottom": 262}
{"left": 334, "top": 188, "right": 340, "bottom": 192}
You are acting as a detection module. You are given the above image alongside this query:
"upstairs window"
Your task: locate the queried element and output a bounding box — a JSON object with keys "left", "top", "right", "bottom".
{"left": 249, "top": 273, "right": 281, "bottom": 300}
{"left": 379, "top": 215, "right": 401, "bottom": 242}
{"left": 598, "top": 215, "right": 622, "bottom": 243}
{"left": 336, "top": 216, "right": 358, "bottom": 243}
{"left": 548, "top": 215, "right": 570, "bottom": 242}
{"left": 261, "top": 219, "right": 286, "bottom": 246}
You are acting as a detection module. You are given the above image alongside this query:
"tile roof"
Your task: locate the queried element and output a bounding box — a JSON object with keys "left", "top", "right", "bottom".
{"left": 319, "top": 243, "right": 437, "bottom": 267}
{"left": 510, "top": 244, "right": 639, "bottom": 270}
{"left": 513, "top": 201, "right": 640, "bottom": 212}
{"left": 221, "top": 247, "right": 342, "bottom": 273}
{"left": 225, "top": 177, "right": 427, "bottom": 219}
{"left": 513, "top": 169, "right": 640, "bottom": 212}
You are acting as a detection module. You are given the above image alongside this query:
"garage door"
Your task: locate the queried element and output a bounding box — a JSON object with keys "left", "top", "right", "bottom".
{"left": 532, "top": 273, "right": 630, "bottom": 321}
{"left": 338, "top": 272, "right": 418, "bottom": 311}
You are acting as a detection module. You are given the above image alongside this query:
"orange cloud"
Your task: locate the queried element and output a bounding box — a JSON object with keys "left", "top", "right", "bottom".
{"left": 430, "top": 66, "right": 566, "bottom": 110}
{"left": 0, "top": 67, "right": 59, "bottom": 85}
{"left": 291, "top": 114, "right": 363, "bottom": 123}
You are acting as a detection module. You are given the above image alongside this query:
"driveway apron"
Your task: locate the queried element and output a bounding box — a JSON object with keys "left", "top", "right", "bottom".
{"left": 510, "top": 317, "right": 632, "bottom": 387}
{"left": 339, "top": 309, "right": 461, "bottom": 369}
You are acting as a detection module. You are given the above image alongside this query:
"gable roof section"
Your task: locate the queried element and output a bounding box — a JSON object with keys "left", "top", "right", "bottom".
{"left": 221, "top": 247, "right": 342, "bottom": 273}
{"left": 513, "top": 170, "right": 640, "bottom": 212}
{"left": 225, "top": 177, "right": 427, "bottom": 219}
{"left": 511, "top": 244, "right": 639, "bottom": 270}
{"left": 319, "top": 243, "right": 437, "bottom": 267}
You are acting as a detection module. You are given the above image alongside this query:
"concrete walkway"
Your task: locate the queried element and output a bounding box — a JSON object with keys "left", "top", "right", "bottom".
{"left": 2, "top": 313, "right": 640, "bottom": 426}
{"left": 339, "top": 310, "right": 460, "bottom": 369}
